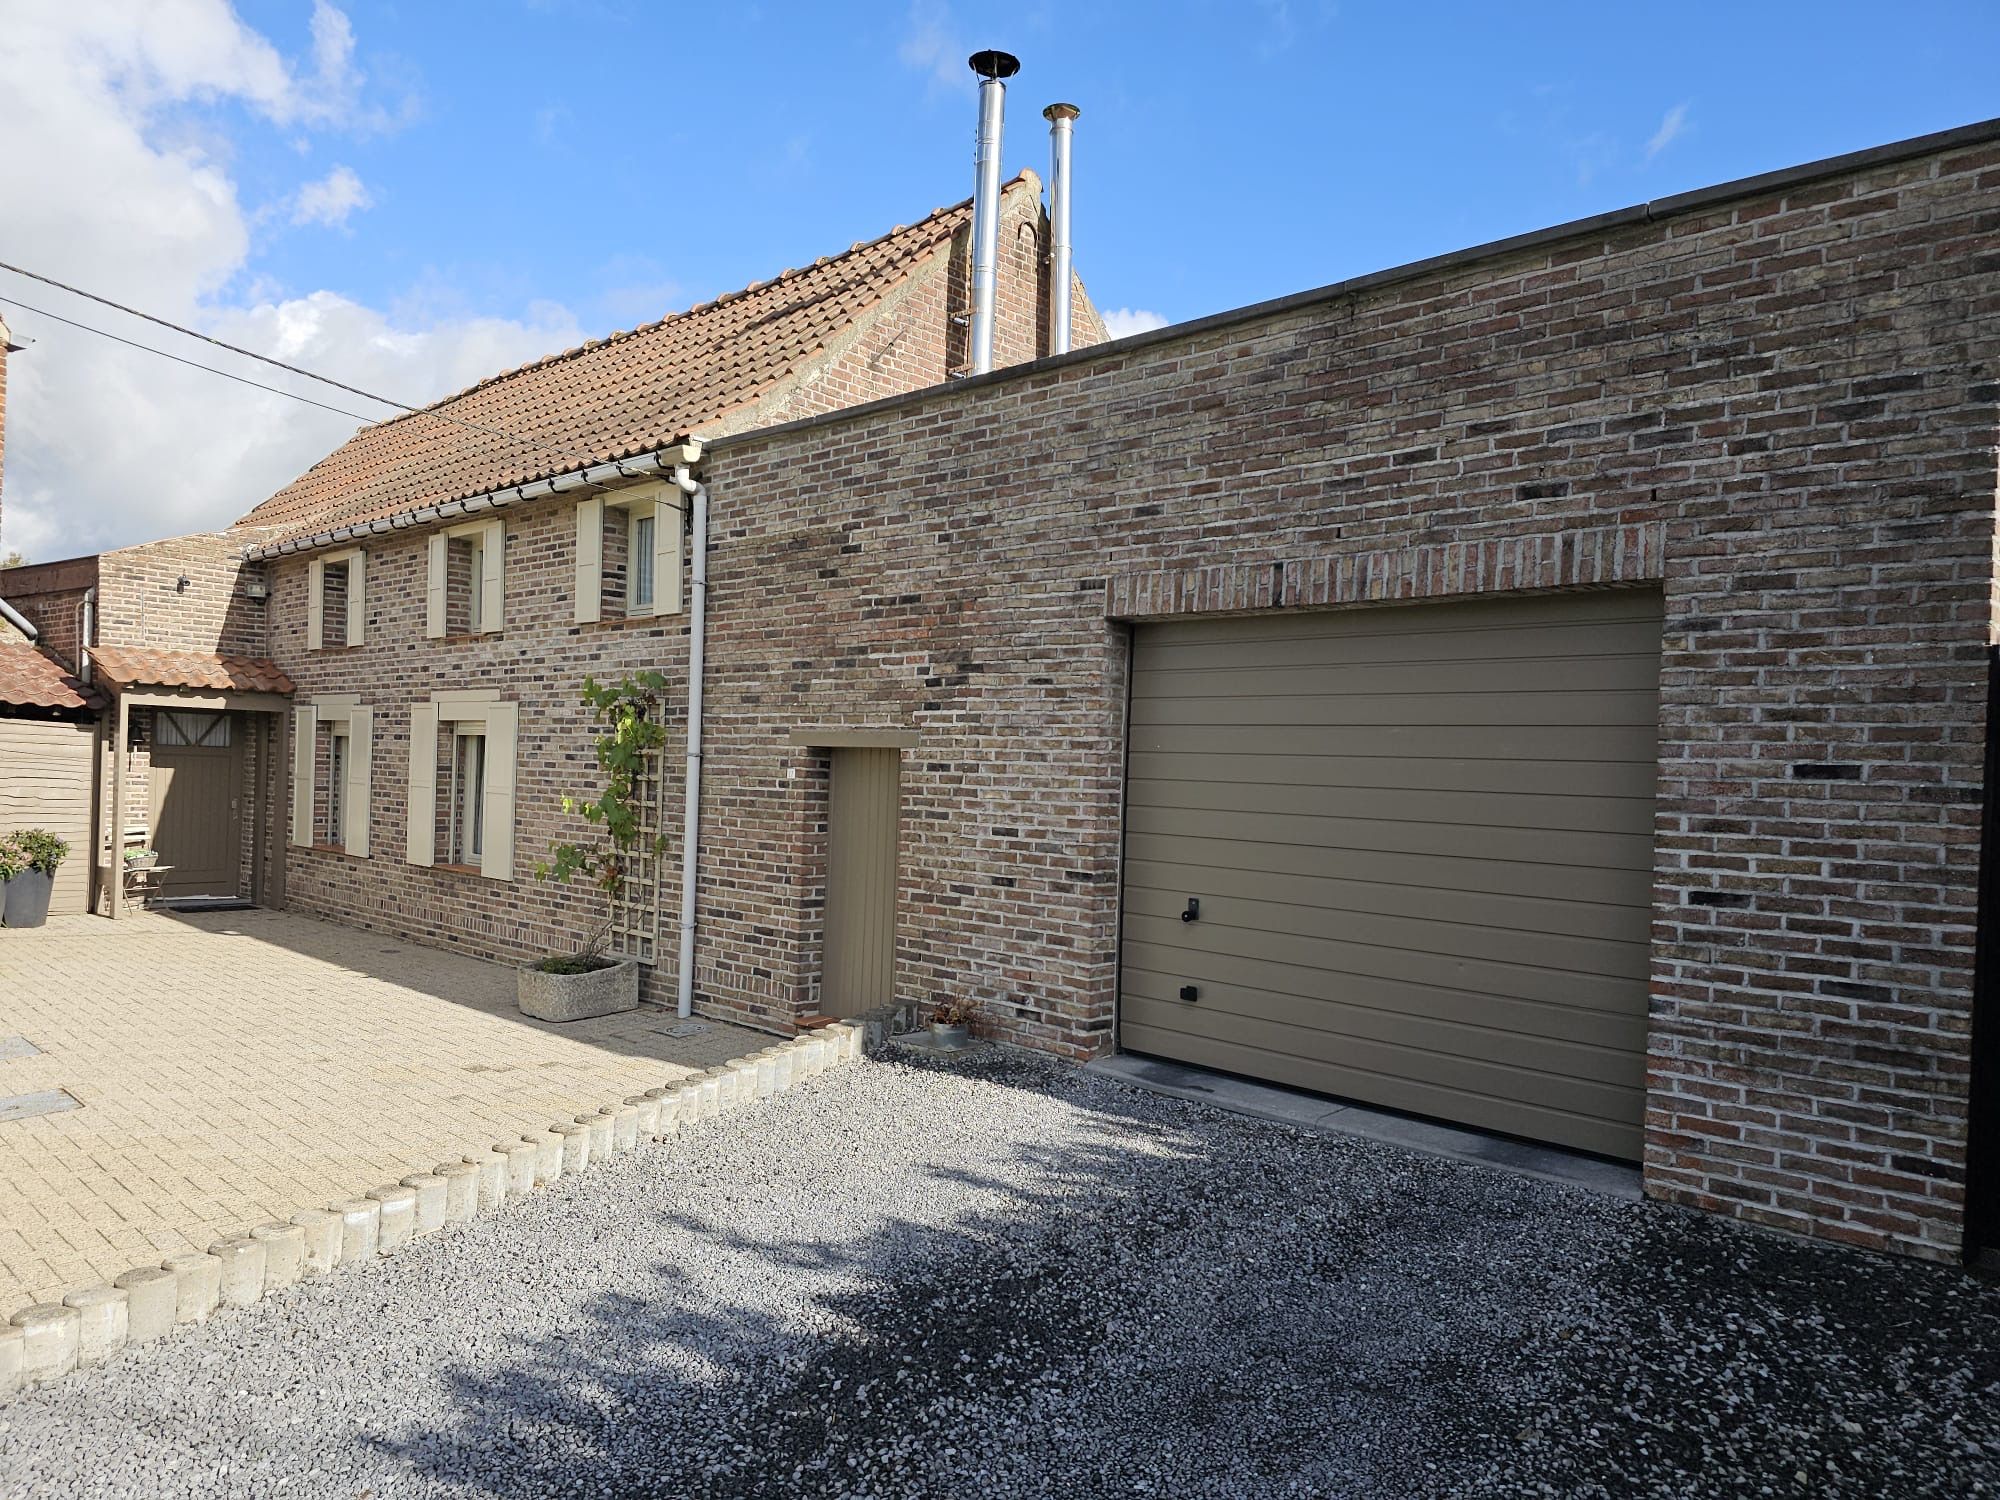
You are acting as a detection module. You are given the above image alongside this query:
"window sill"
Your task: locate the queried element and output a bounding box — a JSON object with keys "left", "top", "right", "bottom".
{"left": 576, "top": 614, "right": 678, "bottom": 633}
{"left": 307, "top": 842, "right": 361, "bottom": 858}
{"left": 436, "top": 633, "right": 503, "bottom": 644}
{"left": 432, "top": 862, "right": 486, "bottom": 877}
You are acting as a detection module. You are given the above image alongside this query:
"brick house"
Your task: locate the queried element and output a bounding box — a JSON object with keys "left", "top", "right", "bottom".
{"left": 0, "top": 172, "right": 1100, "bottom": 918}
{"left": 7, "top": 120, "right": 2000, "bottom": 1266}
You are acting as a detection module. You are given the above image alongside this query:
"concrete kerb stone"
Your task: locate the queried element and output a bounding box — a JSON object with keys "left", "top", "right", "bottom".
{"left": 555, "top": 1121, "right": 591, "bottom": 1175}
{"left": 10, "top": 1303, "right": 78, "bottom": 1384}
{"left": 113, "top": 1266, "right": 177, "bottom": 1344}
{"left": 612, "top": 1104, "right": 640, "bottom": 1153}
{"left": 0, "top": 1324, "right": 22, "bottom": 1399}
{"left": 252, "top": 1222, "right": 307, "bottom": 1292}
{"left": 334, "top": 1199, "right": 381, "bottom": 1265}
{"left": 498, "top": 1140, "right": 538, "bottom": 1195}
{"left": 161, "top": 1252, "right": 222, "bottom": 1325}
{"left": 62, "top": 1285, "right": 128, "bottom": 1366}
{"left": 291, "top": 1208, "right": 343, "bottom": 1279}
{"left": 527, "top": 1130, "right": 564, "bottom": 1186}
{"left": 400, "top": 1174, "right": 449, "bottom": 1235}
{"left": 628, "top": 1093, "right": 663, "bottom": 1137}
{"left": 368, "top": 1186, "right": 419, "bottom": 1252}
{"left": 208, "top": 1235, "right": 268, "bottom": 1309}
{"left": 466, "top": 1150, "right": 509, "bottom": 1212}
{"left": 436, "top": 1162, "right": 480, "bottom": 1223}
{"left": 576, "top": 1111, "right": 614, "bottom": 1160}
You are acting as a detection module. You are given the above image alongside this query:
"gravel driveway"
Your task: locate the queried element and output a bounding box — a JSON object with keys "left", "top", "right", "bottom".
{"left": 2, "top": 1048, "right": 1997, "bottom": 1498}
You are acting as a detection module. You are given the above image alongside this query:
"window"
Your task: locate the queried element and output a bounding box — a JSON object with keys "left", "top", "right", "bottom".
{"left": 406, "top": 691, "right": 517, "bottom": 879}
{"left": 325, "top": 731, "right": 347, "bottom": 848}
{"left": 629, "top": 511, "right": 656, "bottom": 611}
{"left": 426, "top": 520, "right": 504, "bottom": 638}
{"left": 308, "top": 549, "right": 366, "bottom": 649}
{"left": 574, "top": 486, "right": 683, "bottom": 624}
{"left": 157, "top": 710, "right": 230, "bottom": 747}
{"left": 447, "top": 731, "right": 486, "bottom": 866}
{"left": 291, "top": 698, "right": 372, "bottom": 855}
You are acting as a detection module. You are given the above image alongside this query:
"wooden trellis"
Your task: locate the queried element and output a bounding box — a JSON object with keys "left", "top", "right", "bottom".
{"left": 607, "top": 746, "right": 664, "bottom": 963}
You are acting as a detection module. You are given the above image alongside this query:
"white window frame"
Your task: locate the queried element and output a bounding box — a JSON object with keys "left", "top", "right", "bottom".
{"left": 406, "top": 689, "right": 517, "bottom": 880}
{"left": 425, "top": 518, "right": 505, "bottom": 638}
{"left": 446, "top": 729, "right": 486, "bottom": 866}
{"left": 307, "top": 548, "right": 366, "bottom": 650}
{"left": 573, "top": 483, "right": 683, "bottom": 624}
{"left": 290, "top": 695, "right": 371, "bottom": 856}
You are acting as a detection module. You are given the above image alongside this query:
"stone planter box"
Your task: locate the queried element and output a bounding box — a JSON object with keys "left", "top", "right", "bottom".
{"left": 517, "top": 957, "right": 640, "bottom": 1022}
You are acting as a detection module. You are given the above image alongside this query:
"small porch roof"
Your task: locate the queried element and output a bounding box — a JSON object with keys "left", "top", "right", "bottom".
{"left": 89, "top": 647, "right": 295, "bottom": 697}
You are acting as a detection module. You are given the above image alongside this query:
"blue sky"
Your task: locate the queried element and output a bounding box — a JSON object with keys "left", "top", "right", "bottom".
{"left": 4, "top": 1, "right": 1998, "bottom": 559}
{"left": 228, "top": 0, "right": 2000, "bottom": 331}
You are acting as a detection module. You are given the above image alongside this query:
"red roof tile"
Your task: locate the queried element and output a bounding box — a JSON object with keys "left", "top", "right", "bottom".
{"left": 236, "top": 181, "right": 1030, "bottom": 548}
{"left": 89, "top": 648, "right": 295, "bottom": 696}
{"left": 0, "top": 645, "right": 99, "bottom": 711}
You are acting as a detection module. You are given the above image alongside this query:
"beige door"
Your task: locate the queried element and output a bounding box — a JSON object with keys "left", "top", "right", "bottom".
{"left": 150, "top": 710, "right": 243, "bottom": 899}
{"left": 1119, "top": 590, "right": 1662, "bottom": 1160}
{"left": 822, "top": 747, "right": 901, "bottom": 1018}
{"left": 0, "top": 717, "right": 96, "bottom": 915}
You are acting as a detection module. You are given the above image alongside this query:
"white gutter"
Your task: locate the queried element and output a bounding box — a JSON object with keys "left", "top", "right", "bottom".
{"left": 671, "top": 462, "right": 710, "bottom": 1020}
{"left": 240, "top": 444, "right": 702, "bottom": 562}
{"left": 0, "top": 594, "right": 38, "bottom": 642}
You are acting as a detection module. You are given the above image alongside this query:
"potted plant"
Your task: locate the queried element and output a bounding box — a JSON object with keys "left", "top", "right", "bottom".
{"left": 3, "top": 830, "right": 67, "bottom": 929}
{"left": 525, "top": 672, "right": 670, "bottom": 1022}
{"left": 123, "top": 846, "right": 159, "bottom": 871}
{"left": 930, "top": 994, "right": 980, "bottom": 1051}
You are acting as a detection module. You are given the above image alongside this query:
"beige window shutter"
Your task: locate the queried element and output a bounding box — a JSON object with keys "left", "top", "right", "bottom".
{"left": 654, "top": 496, "right": 685, "bottom": 616}
{"left": 479, "top": 519, "right": 505, "bottom": 633}
{"left": 574, "top": 497, "right": 603, "bottom": 624}
{"left": 480, "top": 700, "right": 518, "bottom": 881}
{"left": 290, "top": 704, "right": 315, "bottom": 845}
{"left": 406, "top": 702, "right": 437, "bottom": 866}
{"left": 307, "top": 559, "right": 325, "bottom": 650}
{"left": 346, "top": 551, "right": 367, "bottom": 646}
{"left": 426, "top": 534, "right": 448, "bottom": 639}
{"left": 344, "top": 705, "right": 373, "bottom": 858}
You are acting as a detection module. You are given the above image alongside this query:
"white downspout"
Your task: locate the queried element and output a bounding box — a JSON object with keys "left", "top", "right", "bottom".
{"left": 672, "top": 462, "right": 709, "bottom": 1019}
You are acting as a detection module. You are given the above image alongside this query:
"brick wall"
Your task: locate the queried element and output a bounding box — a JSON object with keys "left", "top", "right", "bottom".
{"left": 266, "top": 131, "right": 2000, "bottom": 1259}
{"left": 96, "top": 533, "right": 268, "bottom": 658}
{"left": 0, "top": 555, "right": 97, "bottom": 670}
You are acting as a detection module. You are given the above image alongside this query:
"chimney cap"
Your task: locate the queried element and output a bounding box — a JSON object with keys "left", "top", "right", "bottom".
{"left": 0, "top": 314, "right": 19, "bottom": 355}
{"left": 968, "top": 50, "right": 1019, "bottom": 81}
{"left": 1043, "top": 102, "right": 1080, "bottom": 122}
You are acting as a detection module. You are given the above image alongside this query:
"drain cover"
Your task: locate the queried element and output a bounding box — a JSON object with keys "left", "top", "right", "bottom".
{"left": 0, "top": 1089, "right": 81, "bottom": 1123}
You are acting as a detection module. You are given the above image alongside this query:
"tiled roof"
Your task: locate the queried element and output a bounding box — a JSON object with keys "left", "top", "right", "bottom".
{"left": 90, "top": 648, "right": 296, "bottom": 696}
{"left": 0, "top": 645, "right": 99, "bottom": 711}
{"left": 236, "top": 180, "right": 1026, "bottom": 547}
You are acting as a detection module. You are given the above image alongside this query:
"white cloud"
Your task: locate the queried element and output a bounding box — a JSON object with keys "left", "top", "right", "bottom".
{"left": 291, "top": 164, "right": 372, "bottom": 228}
{"left": 1645, "top": 102, "right": 1690, "bottom": 162}
{"left": 1100, "top": 307, "right": 1170, "bottom": 340}
{"left": 898, "top": 1, "right": 971, "bottom": 96}
{"left": 0, "top": 2, "right": 578, "bottom": 561}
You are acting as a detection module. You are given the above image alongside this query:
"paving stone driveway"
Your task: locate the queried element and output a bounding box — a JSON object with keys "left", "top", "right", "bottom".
{"left": 0, "top": 909, "right": 762, "bottom": 1314}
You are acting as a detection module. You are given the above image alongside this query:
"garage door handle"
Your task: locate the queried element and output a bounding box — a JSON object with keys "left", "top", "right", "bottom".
{"left": 1181, "top": 898, "right": 1200, "bottom": 923}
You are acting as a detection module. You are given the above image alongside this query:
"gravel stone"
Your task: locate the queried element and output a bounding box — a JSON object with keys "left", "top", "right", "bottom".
{"left": 2, "top": 1049, "right": 1996, "bottom": 1498}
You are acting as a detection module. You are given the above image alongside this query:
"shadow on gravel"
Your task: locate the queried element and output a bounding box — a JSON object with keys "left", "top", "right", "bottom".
{"left": 378, "top": 1050, "right": 2000, "bottom": 1500}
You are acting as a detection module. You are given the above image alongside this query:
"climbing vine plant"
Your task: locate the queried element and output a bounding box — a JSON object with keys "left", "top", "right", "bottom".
{"left": 535, "top": 672, "right": 671, "bottom": 913}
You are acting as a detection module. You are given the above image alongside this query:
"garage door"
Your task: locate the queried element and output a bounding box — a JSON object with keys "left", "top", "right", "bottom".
{"left": 1119, "top": 590, "right": 1661, "bottom": 1159}
{"left": 0, "top": 716, "right": 97, "bottom": 916}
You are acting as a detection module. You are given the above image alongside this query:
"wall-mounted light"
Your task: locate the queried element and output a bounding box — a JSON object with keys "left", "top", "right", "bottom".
{"left": 242, "top": 577, "right": 270, "bottom": 601}
{"left": 175, "top": 575, "right": 190, "bottom": 593}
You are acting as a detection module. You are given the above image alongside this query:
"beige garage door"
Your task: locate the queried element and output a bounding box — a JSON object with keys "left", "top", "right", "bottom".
{"left": 0, "top": 716, "right": 97, "bottom": 916}
{"left": 1119, "top": 590, "right": 1661, "bottom": 1159}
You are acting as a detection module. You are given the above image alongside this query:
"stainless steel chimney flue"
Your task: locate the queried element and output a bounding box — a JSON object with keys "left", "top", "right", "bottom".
{"left": 967, "top": 49, "right": 1019, "bottom": 376}
{"left": 1042, "top": 103, "right": 1079, "bottom": 356}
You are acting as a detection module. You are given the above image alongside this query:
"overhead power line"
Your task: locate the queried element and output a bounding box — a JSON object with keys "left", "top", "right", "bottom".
{"left": 0, "top": 258, "right": 642, "bottom": 479}
{"left": 0, "top": 294, "right": 385, "bottom": 425}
